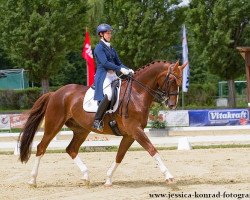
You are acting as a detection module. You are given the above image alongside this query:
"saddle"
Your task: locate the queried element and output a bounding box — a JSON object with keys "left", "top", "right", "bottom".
{"left": 83, "top": 79, "right": 121, "bottom": 113}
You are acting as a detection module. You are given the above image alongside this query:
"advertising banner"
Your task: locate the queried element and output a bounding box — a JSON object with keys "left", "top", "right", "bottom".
{"left": 0, "top": 115, "right": 11, "bottom": 130}
{"left": 165, "top": 110, "right": 189, "bottom": 127}
{"left": 10, "top": 114, "right": 28, "bottom": 129}
{"left": 189, "top": 109, "right": 250, "bottom": 126}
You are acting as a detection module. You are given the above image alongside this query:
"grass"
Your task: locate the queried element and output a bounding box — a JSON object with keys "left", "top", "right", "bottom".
{"left": 0, "top": 109, "right": 26, "bottom": 114}
{"left": 0, "top": 128, "right": 21, "bottom": 133}
{"left": 1, "top": 143, "right": 250, "bottom": 155}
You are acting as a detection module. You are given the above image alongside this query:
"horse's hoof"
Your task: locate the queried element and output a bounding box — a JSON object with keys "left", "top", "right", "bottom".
{"left": 28, "top": 180, "right": 37, "bottom": 188}
{"left": 82, "top": 179, "right": 90, "bottom": 186}
{"left": 104, "top": 183, "right": 112, "bottom": 187}
{"left": 165, "top": 178, "right": 175, "bottom": 184}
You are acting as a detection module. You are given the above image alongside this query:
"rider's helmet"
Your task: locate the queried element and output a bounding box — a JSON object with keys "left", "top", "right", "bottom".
{"left": 96, "top": 24, "right": 112, "bottom": 35}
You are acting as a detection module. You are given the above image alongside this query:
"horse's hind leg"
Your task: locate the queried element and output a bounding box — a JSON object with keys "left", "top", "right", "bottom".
{"left": 105, "top": 135, "right": 134, "bottom": 186}
{"left": 28, "top": 111, "right": 66, "bottom": 187}
{"left": 65, "top": 119, "right": 90, "bottom": 183}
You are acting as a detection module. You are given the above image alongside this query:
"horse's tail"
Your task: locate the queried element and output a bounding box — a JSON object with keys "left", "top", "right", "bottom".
{"left": 19, "top": 92, "right": 53, "bottom": 163}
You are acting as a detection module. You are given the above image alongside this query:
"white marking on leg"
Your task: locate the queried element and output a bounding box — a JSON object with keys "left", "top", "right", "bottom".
{"left": 104, "top": 162, "right": 119, "bottom": 186}
{"left": 153, "top": 153, "right": 174, "bottom": 181}
{"left": 28, "top": 155, "right": 42, "bottom": 187}
{"left": 73, "top": 155, "right": 89, "bottom": 182}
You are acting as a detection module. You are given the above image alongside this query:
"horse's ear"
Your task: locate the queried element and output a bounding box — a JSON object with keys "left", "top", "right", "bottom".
{"left": 179, "top": 61, "right": 188, "bottom": 71}
{"left": 173, "top": 60, "right": 179, "bottom": 71}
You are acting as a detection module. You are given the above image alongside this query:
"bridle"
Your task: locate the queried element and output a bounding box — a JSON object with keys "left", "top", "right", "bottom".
{"left": 128, "top": 65, "right": 182, "bottom": 104}
{"left": 119, "top": 65, "right": 181, "bottom": 117}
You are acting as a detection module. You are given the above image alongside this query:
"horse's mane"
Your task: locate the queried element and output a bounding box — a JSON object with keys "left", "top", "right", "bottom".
{"left": 133, "top": 60, "right": 173, "bottom": 78}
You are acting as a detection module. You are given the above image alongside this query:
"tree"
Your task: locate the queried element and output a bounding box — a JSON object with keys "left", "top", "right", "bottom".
{"left": 0, "top": 48, "right": 14, "bottom": 69}
{"left": 98, "top": 0, "right": 187, "bottom": 68}
{"left": 50, "top": 52, "right": 86, "bottom": 86}
{"left": 186, "top": 0, "right": 250, "bottom": 107}
{"left": 0, "top": 0, "right": 88, "bottom": 93}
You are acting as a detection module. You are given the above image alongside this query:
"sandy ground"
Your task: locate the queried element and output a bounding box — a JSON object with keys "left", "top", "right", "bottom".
{"left": 0, "top": 148, "right": 249, "bottom": 200}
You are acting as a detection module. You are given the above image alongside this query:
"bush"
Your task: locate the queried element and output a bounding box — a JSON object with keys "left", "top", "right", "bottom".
{"left": 149, "top": 103, "right": 166, "bottom": 129}
{"left": 0, "top": 87, "right": 42, "bottom": 110}
{"left": 179, "top": 83, "right": 218, "bottom": 109}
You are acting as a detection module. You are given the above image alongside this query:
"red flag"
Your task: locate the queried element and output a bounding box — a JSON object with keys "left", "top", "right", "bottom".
{"left": 82, "top": 31, "right": 95, "bottom": 86}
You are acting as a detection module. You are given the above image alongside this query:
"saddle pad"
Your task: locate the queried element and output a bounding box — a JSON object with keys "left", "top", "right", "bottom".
{"left": 83, "top": 79, "right": 121, "bottom": 113}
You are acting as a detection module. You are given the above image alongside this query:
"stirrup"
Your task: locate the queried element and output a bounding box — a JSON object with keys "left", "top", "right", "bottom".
{"left": 93, "top": 120, "right": 103, "bottom": 131}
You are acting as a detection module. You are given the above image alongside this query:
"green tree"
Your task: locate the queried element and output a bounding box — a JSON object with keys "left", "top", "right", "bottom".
{"left": 0, "top": 48, "right": 14, "bottom": 69}
{"left": 186, "top": 0, "right": 250, "bottom": 107}
{"left": 87, "top": 0, "right": 104, "bottom": 38}
{"left": 0, "top": 0, "right": 88, "bottom": 93}
{"left": 98, "top": 0, "right": 187, "bottom": 68}
{"left": 50, "top": 51, "right": 86, "bottom": 86}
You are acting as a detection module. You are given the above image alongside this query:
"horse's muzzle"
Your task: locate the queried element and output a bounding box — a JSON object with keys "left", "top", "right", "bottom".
{"left": 168, "top": 104, "right": 176, "bottom": 110}
{"left": 165, "top": 99, "right": 176, "bottom": 109}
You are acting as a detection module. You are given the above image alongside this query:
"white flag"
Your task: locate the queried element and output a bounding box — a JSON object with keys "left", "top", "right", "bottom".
{"left": 182, "top": 25, "right": 190, "bottom": 92}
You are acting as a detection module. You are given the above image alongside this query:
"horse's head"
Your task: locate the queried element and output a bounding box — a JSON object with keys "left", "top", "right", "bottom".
{"left": 156, "top": 61, "right": 188, "bottom": 109}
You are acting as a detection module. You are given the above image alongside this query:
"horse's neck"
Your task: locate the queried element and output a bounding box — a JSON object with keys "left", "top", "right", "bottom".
{"left": 129, "top": 63, "right": 165, "bottom": 110}
{"left": 135, "top": 64, "right": 164, "bottom": 92}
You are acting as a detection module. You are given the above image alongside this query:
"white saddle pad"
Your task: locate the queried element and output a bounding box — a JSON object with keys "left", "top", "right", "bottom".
{"left": 83, "top": 80, "right": 121, "bottom": 113}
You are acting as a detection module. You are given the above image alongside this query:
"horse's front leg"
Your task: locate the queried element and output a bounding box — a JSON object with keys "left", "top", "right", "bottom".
{"left": 132, "top": 127, "right": 174, "bottom": 182}
{"left": 105, "top": 135, "right": 134, "bottom": 186}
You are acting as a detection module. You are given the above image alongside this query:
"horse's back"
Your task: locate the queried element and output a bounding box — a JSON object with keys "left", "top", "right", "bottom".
{"left": 46, "top": 84, "right": 89, "bottom": 111}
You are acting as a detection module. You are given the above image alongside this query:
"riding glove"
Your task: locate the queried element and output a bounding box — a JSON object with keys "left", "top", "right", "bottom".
{"left": 120, "top": 68, "right": 130, "bottom": 75}
{"left": 129, "top": 69, "right": 135, "bottom": 74}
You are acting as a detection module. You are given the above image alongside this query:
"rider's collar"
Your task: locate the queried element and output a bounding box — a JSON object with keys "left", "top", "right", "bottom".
{"left": 101, "top": 39, "right": 111, "bottom": 47}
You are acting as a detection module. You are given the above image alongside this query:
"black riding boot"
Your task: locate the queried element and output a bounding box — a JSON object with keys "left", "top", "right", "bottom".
{"left": 93, "top": 95, "right": 110, "bottom": 131}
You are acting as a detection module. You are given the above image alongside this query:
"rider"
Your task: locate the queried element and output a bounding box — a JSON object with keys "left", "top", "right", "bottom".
{"left": 93, "top": 23, "right": 134, "bottom": 131}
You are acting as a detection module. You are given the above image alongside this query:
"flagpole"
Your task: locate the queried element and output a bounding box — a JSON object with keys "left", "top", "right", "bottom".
{"left": 84, "top": 27, "right": 89, "bottom": 86}
{"left": 182, "top": 24, "right": 190, "bottom": 109}
{"left": 182, "top": 90, "right": 184, "bottom": 109}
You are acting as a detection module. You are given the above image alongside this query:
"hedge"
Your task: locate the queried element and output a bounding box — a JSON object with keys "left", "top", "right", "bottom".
{"left": 0, "top": 83, "right": 218, "bottom": 110}
{"left": 0, "top": 87, "right": 59, "bottom": 110}
{"left": 183, "top": 83, "right": 218, "bottom": 108}
{"left": 0, "top": 87, "right": 42, "bottom": 110}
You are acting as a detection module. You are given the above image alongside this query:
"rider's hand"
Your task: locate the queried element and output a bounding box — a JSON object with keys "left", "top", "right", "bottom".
{"left": 120, "top": 68, "right": 130, "bottom": 75}
{"left": 129, "top": 69, "right": 135, "bottom": 74}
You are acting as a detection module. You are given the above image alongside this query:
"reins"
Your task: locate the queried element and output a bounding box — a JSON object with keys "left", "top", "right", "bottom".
{"left": 129, "top": 71, "right": 180, "bottom": 103}
{"left": 118, "top": 69, "right": 181, "bottom": 118}
{"left": 118, "top": 75, "right": 133, "bottom": 118}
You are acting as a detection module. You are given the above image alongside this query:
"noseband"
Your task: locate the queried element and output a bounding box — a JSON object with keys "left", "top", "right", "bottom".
{"left": 154, "top": 72, "right": 181, "bottom": 103}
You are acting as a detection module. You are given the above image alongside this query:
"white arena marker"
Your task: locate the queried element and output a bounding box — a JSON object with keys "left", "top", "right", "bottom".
{"left": 14, "top": 143, "right": 20, "bottom": 155}
{"left": 178, "top": 137, "right": 192, "bottom": 150}
{"left": 248, "top": 103, "right": 250, "bottom": 107}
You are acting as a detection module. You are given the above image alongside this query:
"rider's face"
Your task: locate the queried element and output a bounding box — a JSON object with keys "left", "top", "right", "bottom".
{"left": 103, "top": 31, "right": 112, "bottom": 42}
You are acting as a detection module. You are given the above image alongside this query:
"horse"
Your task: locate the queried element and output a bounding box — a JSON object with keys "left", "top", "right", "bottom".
{"left": 18, "top": 60, "right": 187, "bottom": 187}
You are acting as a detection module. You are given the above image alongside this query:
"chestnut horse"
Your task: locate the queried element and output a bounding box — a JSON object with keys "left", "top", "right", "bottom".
{"left": 19, "top": 60, "right": 187, "bottom": 187}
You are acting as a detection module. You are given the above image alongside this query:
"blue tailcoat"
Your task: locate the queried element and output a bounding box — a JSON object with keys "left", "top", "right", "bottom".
{"left": 93, "top": 41, "right": 125, "bottom": 101}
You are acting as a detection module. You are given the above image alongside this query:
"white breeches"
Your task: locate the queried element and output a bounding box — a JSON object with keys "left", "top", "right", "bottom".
{"left": 103, "top": 72, "right": 118, "bottom": 101}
